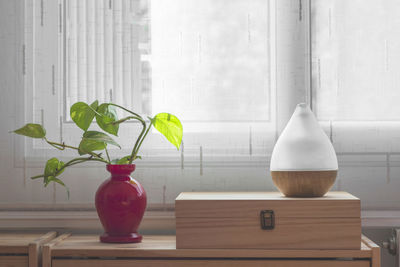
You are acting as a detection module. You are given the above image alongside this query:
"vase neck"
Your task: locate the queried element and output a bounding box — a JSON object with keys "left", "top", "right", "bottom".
{"left": 107, "top": 164, "right": 135, "bottom": 181}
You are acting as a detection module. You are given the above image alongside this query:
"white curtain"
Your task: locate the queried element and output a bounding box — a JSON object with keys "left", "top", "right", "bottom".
{"left": 65, "top": 0, "right": 150, "bottom": 116}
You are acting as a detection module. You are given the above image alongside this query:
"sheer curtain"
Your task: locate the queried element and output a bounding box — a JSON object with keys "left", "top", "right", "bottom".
{"left": 63, "top": 0, "right": 275, "bottom": 158}
{"left": 18, "top": 0, "right": 278, "bottom": 206}
{"left": 312, "top": 0, "right": 400, "bottom": 208}
{"left": 11, "top": 0, "right": 400, "bottom": 209}
{"left": 65, "top": 0, "right": 150, "bottom": 117}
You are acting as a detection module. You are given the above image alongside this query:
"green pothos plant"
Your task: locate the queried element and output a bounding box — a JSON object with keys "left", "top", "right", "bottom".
{"left": 13, "top": 101, "right": 183, "bottom": 197}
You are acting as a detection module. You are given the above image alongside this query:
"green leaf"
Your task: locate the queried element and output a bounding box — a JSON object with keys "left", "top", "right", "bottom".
{"left": 110, "top": 158, "right": 120, "bottom": 164}
{"left": 110, "top": 155, "right": 141, "bottom": 164}
{"left": 78, "top": 131, "right": 121, "bottom": 155}
{"left": 44, "top": 176, "right": 54, "bottom": 187}
{"left": 151, "top": 113, "right": 183, "bottom": 150}
{"left": 45, "top": 176, "right": 70, "bottom": 199}
{"left": 70, "top": 101, "right": 98, "bottom": 131}
{"left": 83, "top": 131, "right": 121, "bottom": 148}
{"left": 78, "top": 139, "right": 106, "bottom": 155}
{"left": 117, "top": 155, "right": 132, "bottom": 164}
{"left": 44, "top": 158, "right": 65, "bottom": 177}
{"left": 13, "top": 123, "right": 46, "bottom": 138}
{"left": 96, "top": 104, "right": 119, "bottom": 136}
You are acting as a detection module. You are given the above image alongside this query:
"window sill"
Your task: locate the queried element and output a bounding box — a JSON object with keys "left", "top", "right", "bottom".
{"left": 0, "top": 209, "right": 396, "bottom": 231}
{"left": 0, "top": 210, "right": 175, "bottom": 232}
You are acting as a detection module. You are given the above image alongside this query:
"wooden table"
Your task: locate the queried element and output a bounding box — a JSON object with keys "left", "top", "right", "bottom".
{"left": 0, "top": 231, "right": 56, "bottom": 267}
{"left": 43, "top": 234, "right": 380, "bottom": 267}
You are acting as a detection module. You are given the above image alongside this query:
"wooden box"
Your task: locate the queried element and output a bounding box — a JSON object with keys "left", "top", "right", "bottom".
{"left": 175, "top": 191, "right": 361, "bottom": 249}
{"left": 42, "top": 234, "right": 380, "bottom": 267}
{"left": 0, "top": 231, "right": 56, "bottom": 267}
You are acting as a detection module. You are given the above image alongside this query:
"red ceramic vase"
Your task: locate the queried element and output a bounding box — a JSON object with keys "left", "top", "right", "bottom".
{"left": 95, "top": 164, "right": 147, "bottom": 243}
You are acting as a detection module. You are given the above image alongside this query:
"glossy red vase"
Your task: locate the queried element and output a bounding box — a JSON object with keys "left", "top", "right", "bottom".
{"left": 95, "top": 164, "right": 147, "bottom": 243}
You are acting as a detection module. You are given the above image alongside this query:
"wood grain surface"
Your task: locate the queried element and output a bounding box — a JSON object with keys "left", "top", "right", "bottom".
{"left": 0, "top": 232, "right": 56, "bottom": 267}
{"left": 0, "top": 256, "right": 29, "bottom": 267}
{"left": 271, "top": 170, "right": 337, "bottom": 197}
{"left": 52, "top": 259, "right": 370, "bottom": 267}
{"left": 41, "top": 235, "right": 379, "bottom": 267}
{"left": 176, "top": 191, "right": 360, "bottom": 249}
{"left": 175, "top": 191, "right": 360, "bottom": 218}
{"left": 46, "top": 235, "right": 372, "bottom": 259}
{"left": 176, "top": 217, "right": 361, "bottom": 249}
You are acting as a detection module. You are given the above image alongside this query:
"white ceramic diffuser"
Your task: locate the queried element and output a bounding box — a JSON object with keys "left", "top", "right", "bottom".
{"left": 270, "top": 103, "right": 338, "bottom": 197}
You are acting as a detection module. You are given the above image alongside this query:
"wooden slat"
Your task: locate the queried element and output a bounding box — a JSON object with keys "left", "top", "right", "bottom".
{"left": 361, "top": 235, "right": 380, "bottom": 267}
{"left": 33, "top": 232, "right": 58, "bottom": 246}
{"left": 50, "top": 235, "right": 371, "bottom": 259}
{"left": 176, "top": 191, "right": 359, "bottom": 200}
{"left": 0, "top": 246, "right": 28, "bottom": 254}
{"left": 28, "top": 232, "right": 57, "bottom": 267}
{"left": 42, "top": 233, "right": 71, "bottom": 267}
{"left": 0, "top": 232, "right": 55, "bottom": 254}
{"left": 52, "top": 259, "right": 370, "bottom": 267}
{"left": 28, "top": 243, "right": 38, "bottom": 267}
{"left": 176, "top": 217, "right": 361, "bottom": 249}
{"left": 175, "top": 192, "right": 360, "bottom": 218}
{"left": 0, "top": 256, "right": 28, "bottom": 267}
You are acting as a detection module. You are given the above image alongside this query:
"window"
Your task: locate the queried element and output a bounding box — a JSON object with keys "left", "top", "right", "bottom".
{"left": 27, "top": 0, "right": 276, "bottom": 161}
{"left": 313, "top": 0, "right": 400, "bottom": 122}
{"left": 7, "top": 0, "right": 399, "bottom": 209}
{"left": 312, "top": 0, "right": 400, "bottom": 208}
{"left": 64, "top": 0, "right": 151, "bottom": 116}
{"left": 20, "top": 0, "right": 278, "bottom": 205}
{"left": 151, "top": 0, "right": 271, "bottom": 123}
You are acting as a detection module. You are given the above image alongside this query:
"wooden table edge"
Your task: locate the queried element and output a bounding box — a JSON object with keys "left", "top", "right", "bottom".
{"left": 361, "top": 235, "right": 380, "bottom": 267}
{"left": 43, "top": 233, "right": 71, "bottom": 267}
{"left": 50, "top": 235, "right": 375, "bottom": 260}
{"left": 28, "top": 232, "right": 57, "bottom": 267}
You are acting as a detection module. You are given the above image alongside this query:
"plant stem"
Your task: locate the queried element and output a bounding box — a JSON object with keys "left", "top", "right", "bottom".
{"left": 107, "top": 103, "right": 143, "bottom": 120}
{"left": 107, "top": 103, "right": 148, "bottom": 165}
{"left": 31, "top": 174, "right": 45, "bottom": 179}
{"left": 111, "top": 116, "right": 141, "bottom": 125}
{"left": 45, "top": 138, "right": 79, "bottom": 150}
{"left": 129, "top": 119, "right": 146, "bottom": 164}
{"left": 44, "top": 138, "right": 104, "bottom": 159}
{"left": 52, "top": 157, "right": 108, "bottom": 178}
{"left": 131, "top": 120, "right": 153, "bottom": 162}
{"left": 30, "top": 157, "right": 109, "bottom": 180}
{"left": 105, "top": 146, "right": 111, "bottom": 163}
{"left": 62, "top": 157, "right": 109, "bottom": 168}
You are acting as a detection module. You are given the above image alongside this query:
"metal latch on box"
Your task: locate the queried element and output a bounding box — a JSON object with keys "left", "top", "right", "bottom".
{"left": 260, "top": 210, "right": 275, "bottom": 230}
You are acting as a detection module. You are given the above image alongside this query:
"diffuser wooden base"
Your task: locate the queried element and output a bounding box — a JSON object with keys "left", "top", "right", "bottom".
{"left": 271, "top": 170, "right": 337, "bottom": 197}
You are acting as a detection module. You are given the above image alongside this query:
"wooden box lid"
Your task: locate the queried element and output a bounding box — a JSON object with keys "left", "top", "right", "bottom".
{"left": 0, "top": 231, "right": 56, "bottom": 254}
{"left": 0, "top": 231, "right": 56, "bottom": 267}
{"left": 175, "top": 191, "right": 360, "bottom": 218}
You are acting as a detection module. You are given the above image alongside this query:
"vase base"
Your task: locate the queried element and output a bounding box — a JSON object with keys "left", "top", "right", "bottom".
{"left": 100, "top": 232, "right": 142, "bottom": 243}
{"left": 271, "top": 170, "right": 337, "bottom": 197}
